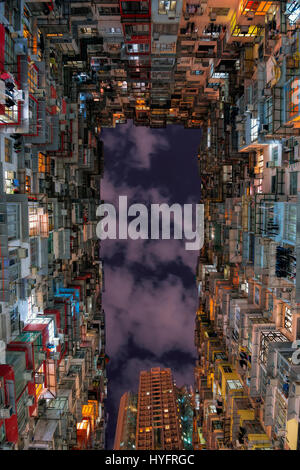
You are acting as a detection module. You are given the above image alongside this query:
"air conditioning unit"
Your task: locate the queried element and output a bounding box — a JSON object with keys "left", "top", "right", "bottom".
{"left": 23, "top": 370, "right": 33, "bottom": 381}
{"left": 15, "top": 42, "right": 27, "bottom": 55}
{"left": 240, "top": 25, "right": 249, "bottom": 34}
{"left": 264, "top": 88, "right": 272, "bottom": 96}
{"left": 246, "top": 104, "right": 254, "bottom": 112}
{"left": 266, "top": 161, "right": 275, "bottom": 168}
{"left": 269, "top": 378, "right": 278, "bottom": 387}
{"left": 153, "top": 32, "right": 159, "bottom": 41}
{"left": 35, "top": 88, "right": 45, "bottom": 97}
{"left": 168, "top": 10, "right": 176, "bottom": 19}
{"left": 26, "top": 396, "right": 35, "bottom": 407}
{"left": 210, "top": 12, "right": 217, "bottom": 21}
{"left": 35, "top": 374, "right": 45, "bottom": 385}
{"left": 0, "top": 405, "right": 14, "bottom": 419}
{"left": 17, "top": 248, "right": 28, "bottom": 259}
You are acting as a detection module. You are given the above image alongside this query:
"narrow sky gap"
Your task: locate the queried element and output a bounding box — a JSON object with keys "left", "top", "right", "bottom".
{"left": 101, "top": 122, "right": 201, "bottom": 448}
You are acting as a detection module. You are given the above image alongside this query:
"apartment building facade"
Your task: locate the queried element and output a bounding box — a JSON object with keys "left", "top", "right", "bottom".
{"left": 114, "top": 368, "right": 191, "bottom": 450}
{"left": 0, "top": 0, "right": 107, "bottom": 450}
{"left": 192, "top": 0, "right": 300, "bottom": 451}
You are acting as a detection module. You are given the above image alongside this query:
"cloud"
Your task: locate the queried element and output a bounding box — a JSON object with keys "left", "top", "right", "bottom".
{"left": 104, "top": 266, "right": 197, "bottom": 358}
{"left": 101, "top": 122, "right": 200, "bottom": 448}
{"left": 127, "top": 125, "right": 170, "bottom": 170}
{"left": 102, "top": 121, "right": 170, "bottom": 170}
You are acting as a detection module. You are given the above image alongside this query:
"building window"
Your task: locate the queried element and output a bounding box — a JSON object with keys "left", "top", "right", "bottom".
{"left": 38, "top": 152, "right": 46, "bottom": 173}
{"left": 227, "top": 379, "right": 243, "bottom": 390}
{"left": 4, "top": 32, "right": 15, "bottom": 73}
{"left": 241, "top": 0, "right": 272, "bottom": 15}
{"left": 127, "top": 43, "right": 149, "bottom": 53}
{"left": 254, "top": 286, "right": 260, "bottom": 305}
{"left": 28, "top": 97, "right": 38, "bottom": 135}
{"left": 287, "top": 78, "right": 300, "bottom": 119}
{"left": 284, "top": 306, "right": 292, "bottom": 332}
{"left": 271, "top": 145, "right": 278, "bottom": 165}
{"left": 263, "top": 98, "right": 273, "bottom": 133}
{"left": 290, "top": 171, "right": 298, "bottom": 195}
{"left": 284, "top": 203, "right": 296, "bottom": 243}
{"left": 125, "top": 24, "right": 149, "bottom": 35}
{"left": 250, "top": 118, "right": 258, "bottom": 142}
{"left": 121, "top": 1, "right": 149, "bottom": 14}
{"left": 5, "top": 138, "right": 12, "bottom": 163}
{"left": 7, "top": 203, "right": 19, "bottom": 240}
{"left": 153, "top": 23, "right": 178, "bottom": 35}
{"left": 158, "top": 0, "right": 176, "bottom": 14}
{"left": 268, "top": 294, "right": 273, "bottom": 312}
{"left": 28, "top": 65, "right": 38, "bottom": 93}
{"left": 23, "top": 25, "right": 33, "bottom": 51}
{"left": 108, "top": 27, "right": 121, "bottom": 34}
{"left": 10, "top": 306, "right": 19, "bottom": 333}
{"left": 5, "top": 170, "right": 19, "bottom": 194}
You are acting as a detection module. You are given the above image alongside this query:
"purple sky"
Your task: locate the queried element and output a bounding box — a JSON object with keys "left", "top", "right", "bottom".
{"left": 101, "top": 121, "right": 201, "bottom": 448}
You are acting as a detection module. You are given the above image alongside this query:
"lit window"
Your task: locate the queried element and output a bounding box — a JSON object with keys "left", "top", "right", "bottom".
{"left": 28, "top": 65, "right": 38, "bottom": 93}
{"left": 159, "top": 0, "right": 176, "bottom": 14}
{"left": 5, "top": 138, "right": 12, "bottom": 163}
{"left": 227, "top": 379, "right": 243, "bottom": 390}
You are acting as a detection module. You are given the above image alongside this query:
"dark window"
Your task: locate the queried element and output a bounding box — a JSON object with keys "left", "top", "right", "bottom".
{"left": 290, "top": 172, "right": 298, "bottom": 195}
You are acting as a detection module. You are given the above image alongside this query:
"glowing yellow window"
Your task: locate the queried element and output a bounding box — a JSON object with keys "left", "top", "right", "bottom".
{"left": 38, "top": 153, "right": 46, "bottom": 173}
{"left": 28, "top": 65, "right": 38, "bottom": 93}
